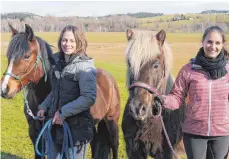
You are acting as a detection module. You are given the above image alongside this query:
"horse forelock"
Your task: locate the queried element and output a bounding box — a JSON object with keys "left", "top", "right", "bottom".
{"left": 7, "top": 33, "right": 53, "bottom": 68}
{"left": 7, "top": 33, "right": 29, "bottom": 60}
{"left": 125, "top": 30, "right": 173, "bottom": 86}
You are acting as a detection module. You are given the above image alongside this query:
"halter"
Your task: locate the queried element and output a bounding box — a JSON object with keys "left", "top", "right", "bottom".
{"left": 4, "top": 40, "right": 47, "bottom": 120}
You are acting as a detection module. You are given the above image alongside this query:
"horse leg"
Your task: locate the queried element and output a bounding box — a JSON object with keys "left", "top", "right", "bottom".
{"left": 105, "top": 119, "right": 119, "bottom": 159}
{"left": 93, "top": 119, "right": 111, "bottom": 159}
{"left": 27, "top": 118, "right": 42, "bottom": 159}
{"left": 90, "top": 126, "right": 97, "bottom": 159}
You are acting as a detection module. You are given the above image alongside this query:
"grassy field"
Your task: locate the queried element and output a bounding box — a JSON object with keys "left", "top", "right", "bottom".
{"left": 0, "top": 32, "right": 227, "bottom": 159}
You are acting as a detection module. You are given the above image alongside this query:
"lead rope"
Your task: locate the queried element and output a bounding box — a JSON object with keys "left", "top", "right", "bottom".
{"left": 35, "top": 118, "right": 76, "bottom": 159}
{"left": 36, "top": 40, "right": 47, "bottom": 82}
{"left": 152, "top": 102, "right": 178, "bottom": 159}
{"left": 155, "top": 55, "right": 178, "bottom": 158}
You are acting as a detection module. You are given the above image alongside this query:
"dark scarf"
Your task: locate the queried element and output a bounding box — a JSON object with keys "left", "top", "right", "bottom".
{"left": 195, "top": 47, "right": 228, "bottom": 79}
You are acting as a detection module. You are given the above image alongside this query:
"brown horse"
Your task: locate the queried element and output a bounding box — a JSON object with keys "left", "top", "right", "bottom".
{"left": 1, "top": 24, "right": 120, "bottom": 159}
{"left": 122, "top": 29, "right": 185, "bottom": 159}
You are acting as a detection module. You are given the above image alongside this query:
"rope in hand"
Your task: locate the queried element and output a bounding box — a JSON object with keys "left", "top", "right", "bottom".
{"left": 153, "top": 99, "right": 179, "bottom": 159}
{"left": 35, "top": 118, "right": 76, "bottom": 159}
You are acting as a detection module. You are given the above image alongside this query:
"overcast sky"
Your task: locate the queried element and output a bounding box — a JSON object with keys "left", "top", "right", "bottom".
{"left": 1, "top": 1, "right": 229, "bottom": 17}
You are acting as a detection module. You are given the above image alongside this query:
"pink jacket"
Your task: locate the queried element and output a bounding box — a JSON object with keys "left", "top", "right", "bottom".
{"left": 164, "top": 63, "right": 229, "bottom": 136}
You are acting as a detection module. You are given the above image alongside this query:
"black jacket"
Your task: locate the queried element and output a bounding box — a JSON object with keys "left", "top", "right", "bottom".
{"left": 39, "top": 52, "right": 96, "bottom": 145}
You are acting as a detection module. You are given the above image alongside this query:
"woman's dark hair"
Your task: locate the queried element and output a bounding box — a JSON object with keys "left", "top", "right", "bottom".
{"left": 202, "top": 26, "right": 228, "bottom": 58}
{"left": 202, "top": 25, "right": 226, "bottom": 43}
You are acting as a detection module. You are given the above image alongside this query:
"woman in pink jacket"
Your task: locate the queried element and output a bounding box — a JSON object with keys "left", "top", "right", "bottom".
{"left": 159, "top": 26, "right": 229, "bottom": 159}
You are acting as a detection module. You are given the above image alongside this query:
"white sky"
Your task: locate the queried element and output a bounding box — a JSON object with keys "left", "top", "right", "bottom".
{"left": 1, "top": 1, "right": 229, "bottom": 17}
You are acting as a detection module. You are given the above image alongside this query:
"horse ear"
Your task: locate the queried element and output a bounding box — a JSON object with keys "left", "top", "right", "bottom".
{"left": 126, "top": 29, "right": 134, "bottom": 41}
{"left": 25, "top": 24, "right": 35, "bottom": 41}
{"left": 8, "top": 23, "right": 18, "bottom": 36}
{"left": 156, "top": 30, "right": 166, "bottom": 46}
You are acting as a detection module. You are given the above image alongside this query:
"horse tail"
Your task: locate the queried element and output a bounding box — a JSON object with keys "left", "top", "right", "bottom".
{"left": 93, "top": 119, "right": 111, "bottom": 159}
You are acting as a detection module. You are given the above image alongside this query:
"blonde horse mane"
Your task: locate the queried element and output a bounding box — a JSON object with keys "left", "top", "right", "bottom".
{"left": 125, "top": 30, "right": 173, "bottom": 87}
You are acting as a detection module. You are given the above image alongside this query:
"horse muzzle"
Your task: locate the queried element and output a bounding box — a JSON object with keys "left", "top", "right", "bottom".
{"left": 131, "top": 105, "right": 149, "bottom": 121}
{"left": 1, "top": 85, "right": 17, "bottom": 99}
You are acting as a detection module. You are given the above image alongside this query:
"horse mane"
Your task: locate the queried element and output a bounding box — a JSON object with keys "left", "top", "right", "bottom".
{"left": 36, "top": 36, "right": 54, "bottom": 66}
{"left": 34, "top": 36, "right": 54, "bottom": 86}
{"left": 125, "top": 30, "right": 173, "bottom": 86}
{"left": 224, "top": 44, "right": 229, "bottom": 61}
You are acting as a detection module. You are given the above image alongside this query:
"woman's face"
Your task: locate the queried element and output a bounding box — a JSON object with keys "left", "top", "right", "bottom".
{"left": 202, "top": 31, "right": 223, "bottom": 59}
{"left": 61, "top": 31, "right": 76, "bottom": 55}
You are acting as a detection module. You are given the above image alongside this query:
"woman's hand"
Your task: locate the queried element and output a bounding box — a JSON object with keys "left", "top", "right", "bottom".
{"left": 153, "top": 95, "right": 166, "bottom": 115}
{"left": 155, "top": 95, "right": 165, "bottom": 105}
{"left": 52, "top": 111, "right": 63, "bottom": 125}
{"left": 37, "top": 109, "right": 45, "bottom": 120}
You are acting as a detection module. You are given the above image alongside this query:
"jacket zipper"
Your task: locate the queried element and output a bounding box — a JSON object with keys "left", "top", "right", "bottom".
{"left": 227, "top": 101, "right": 229, "bottom": 120}
{"left": 207, "top": 80, "right": 212, "bottom": 136}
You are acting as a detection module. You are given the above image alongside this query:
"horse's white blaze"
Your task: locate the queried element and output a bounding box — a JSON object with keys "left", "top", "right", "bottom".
{"left": 2, "top": 56, "right": 15, "bottom": 91}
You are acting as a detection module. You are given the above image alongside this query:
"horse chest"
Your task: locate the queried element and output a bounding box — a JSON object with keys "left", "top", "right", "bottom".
{"left": 136, "top": 118, "right": 163, "bottom": 150}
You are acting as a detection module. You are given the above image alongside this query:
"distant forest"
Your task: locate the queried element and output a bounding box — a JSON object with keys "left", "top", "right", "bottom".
{"left": 1, "top": 12, "right": 163, "bottom": 20}
{"left": 201, "top": 10, "right": 229, "bottom": 14}
{"left": 1, "top": 11, "right": 229, "bottom": 33}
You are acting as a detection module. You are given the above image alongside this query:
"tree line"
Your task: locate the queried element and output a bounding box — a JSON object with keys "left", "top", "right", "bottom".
{"left": 1, "top": 12, "right": 229, "bottom": 33}
{"left": 1, "top": 13, "right": 139, "bottom": 32}
{"left": 1, "top": 12, "right": 162, "bottom": 32}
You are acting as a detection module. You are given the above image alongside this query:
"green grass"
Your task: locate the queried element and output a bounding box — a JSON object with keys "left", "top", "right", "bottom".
{"left": 1, "top": 31, "right": 130, "bottom": 158}
{"left": 0, "top": 57, "right": 129, "bottom": 159}
{"left": 0, "top": 32, "right": 198, "bottom": 159}
{"left": 2, "top": 32, "right": 228, "bottom": 159}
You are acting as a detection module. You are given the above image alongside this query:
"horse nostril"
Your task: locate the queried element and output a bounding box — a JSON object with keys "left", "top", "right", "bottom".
{"left": 1, "top": 86, "right": 9, "bottom": 98}
{"left": 142, "top": 106, "right": 146, "bottom": 112}
{"left": 138, "top": 105, "right": 146, "bottom": 116}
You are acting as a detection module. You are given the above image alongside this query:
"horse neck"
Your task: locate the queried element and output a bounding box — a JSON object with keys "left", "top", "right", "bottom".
{"left": 27, "top": 40, "right": 53, "bottom": 104}
{"left": 165, "top": 73, "right": 174, "bottom": 95}
{"left": 27, "top": 75, "right": 51, "bottom": 108}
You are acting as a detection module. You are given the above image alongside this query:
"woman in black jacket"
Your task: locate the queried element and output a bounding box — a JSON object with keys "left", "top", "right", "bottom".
{"left": 37, "top": 25, "right": 96, "bottom": 159}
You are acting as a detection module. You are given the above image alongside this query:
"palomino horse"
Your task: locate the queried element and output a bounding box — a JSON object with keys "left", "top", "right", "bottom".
{"left": 122, "top": 29, "right": 185, "bottom": 159}
{"left": 1, "top": 24, "right": 120, "bottom": 159}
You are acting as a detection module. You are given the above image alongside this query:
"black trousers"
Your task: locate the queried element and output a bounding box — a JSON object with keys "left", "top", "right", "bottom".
{"left": 183, "top": 133, "right": 229, "bottom": 159}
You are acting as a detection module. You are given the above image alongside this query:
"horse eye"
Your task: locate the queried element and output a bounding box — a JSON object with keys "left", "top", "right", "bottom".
{"left": 153, "top": 64, "right": 160, "bottom": 69}
{"left": 24, "top": 54, "right": 31, "bottom": 60}
{"left": 153, "top": 61, "right": 160, "bottom": 69}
